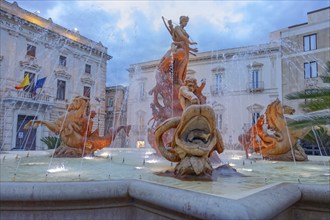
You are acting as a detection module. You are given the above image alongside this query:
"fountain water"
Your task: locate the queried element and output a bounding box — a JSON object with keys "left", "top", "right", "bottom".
{"left": 1, "top": 148, "right": 329, "bottom": 219}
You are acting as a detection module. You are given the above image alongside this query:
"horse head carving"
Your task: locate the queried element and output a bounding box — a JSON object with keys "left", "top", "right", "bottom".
{"left": 239, "top": 99, "right": 309, "bottom": 161}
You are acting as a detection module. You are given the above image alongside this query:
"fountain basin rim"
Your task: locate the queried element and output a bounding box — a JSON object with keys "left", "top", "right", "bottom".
{"left": 2, "top": 149, "right": 330, "bottom": 162}
{"left": 1, "top": 180, "right": 328, "bottom": 219}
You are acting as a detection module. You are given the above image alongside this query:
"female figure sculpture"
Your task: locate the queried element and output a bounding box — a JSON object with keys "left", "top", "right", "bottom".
{"left": 147, "top": 16, "right": 198, "bottom": 154}
{"left": 149, "top": 16, "right": 198, "bottom": 122}
{"left": 167, "top": 16, "right": 198, "bottom": 85}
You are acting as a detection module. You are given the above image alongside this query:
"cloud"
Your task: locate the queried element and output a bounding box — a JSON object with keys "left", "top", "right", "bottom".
{"left": 45, "top": 3, "right": 64, "bottom": 22}
{"left": 9, "top": 0, "right": 330, "bottom": 86}
{"left": 76, "top": 1, "right": 151, "bottom": 30}
{"left": 74, "top": 1, "right": 249, "bottom": 33}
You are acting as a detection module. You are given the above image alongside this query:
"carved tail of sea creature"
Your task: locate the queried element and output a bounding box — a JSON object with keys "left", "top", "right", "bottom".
{"left": 87, "top": 125, "right": 131, "bottom": 151}
{"left": 154, "top": 117, "right": 181, "bottom": 162}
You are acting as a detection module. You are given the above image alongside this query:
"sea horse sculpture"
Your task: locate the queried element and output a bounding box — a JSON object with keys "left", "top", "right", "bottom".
{"left": 24, "top": 96, "right": 131, "bottom": 157}
{"left": 238, "top": 99, "right": 310, "bottom": 161}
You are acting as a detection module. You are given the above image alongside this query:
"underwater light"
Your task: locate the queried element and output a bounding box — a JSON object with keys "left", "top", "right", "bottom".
{"left": 47, "top": 165, "right": 68, "bottom": 173}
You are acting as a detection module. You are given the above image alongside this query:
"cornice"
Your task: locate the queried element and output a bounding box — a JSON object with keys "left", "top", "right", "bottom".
{"left": 211, "top": 66, "right": 225, "bottom": 73}
{"left": 128, "top": 44, "right": 280, "bottom": 75}
{"left": 81, "top": 76, "right": 95, "bottom": 86}
{"left": 0, "top": 6, "right": 112, "bottom": 60}
{"left": 19, "top": 55, "right": 41, "bottom": 72}
{"left": 54, "top": 68, "right": 71, "bottom": 80}
{"left": 247, "top": 61, "right": 264, "bottom": 69}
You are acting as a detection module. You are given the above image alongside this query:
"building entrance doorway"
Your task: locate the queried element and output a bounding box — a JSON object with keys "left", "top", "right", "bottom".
{"left": 15, "top": 115, "right": 37, "bottom": 150}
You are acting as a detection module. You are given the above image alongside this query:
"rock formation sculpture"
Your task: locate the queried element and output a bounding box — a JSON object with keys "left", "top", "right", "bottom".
{"left": 24, "top": 96, "right": 131, "bottom": 157}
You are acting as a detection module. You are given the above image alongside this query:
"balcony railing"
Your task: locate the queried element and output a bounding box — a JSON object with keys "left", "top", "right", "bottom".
{"left": 106, "top": 106, "right": 114, "bottom": 112}
{"left": 4, "top": 89, "right": 53, "bottom": 102}
{"left": 247, "top": 81, "right": 264, "bottom": 92}
{"left": 210, "top": 85, "right": 223, "bottom": 96}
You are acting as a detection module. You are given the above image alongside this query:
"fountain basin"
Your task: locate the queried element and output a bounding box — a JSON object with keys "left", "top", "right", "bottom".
{"left": 0, "top": 148, "right": 329, "bottom": 219}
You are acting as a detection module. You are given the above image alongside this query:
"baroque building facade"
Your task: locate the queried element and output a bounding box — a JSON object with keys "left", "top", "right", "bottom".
{"left": 271, "top": 7, "right": 330, "bottom": 113}
{"left": 127, "top": 43, "right": 281, "bottom": 148}
{"left": 126, "top": 7, "right": 330, "bottom": 149}
{"left": 105, "top": 85, "right": 128, "bottom": 147}
{"left": 0, "top": 1, "right": 111, "bottom": 150}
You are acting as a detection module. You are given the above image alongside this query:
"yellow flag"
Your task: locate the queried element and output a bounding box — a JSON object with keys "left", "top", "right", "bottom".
{"left": 15, "top": 74, "right": 30, "bottom": 89}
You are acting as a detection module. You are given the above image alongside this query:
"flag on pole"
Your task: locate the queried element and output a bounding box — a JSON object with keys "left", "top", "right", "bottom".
{"left": 15, "top": 74, "right": 30, "bottom": 90}
{"left": 33, "top": 77, "right": 47, "bottom": 93}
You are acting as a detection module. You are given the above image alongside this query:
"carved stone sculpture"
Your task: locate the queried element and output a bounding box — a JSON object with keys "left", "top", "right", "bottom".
{"left": 147, "top": 16, "right": 198, "bottom": 152}
{"left": 24, "top": 96, "right": 131, "bottom": 157}
{"left": 238, "top": 99, "right": 310, "bottom": 161}
{"left": 153, "top": 75, "right": 225, "bottom": 178}
{"left": 155, "top": 104, "right": 224, "bottom": 177}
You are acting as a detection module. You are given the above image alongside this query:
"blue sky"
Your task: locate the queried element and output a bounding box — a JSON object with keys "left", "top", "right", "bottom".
{"left": 9, "top": 0, "right": 330, "bottom": 86}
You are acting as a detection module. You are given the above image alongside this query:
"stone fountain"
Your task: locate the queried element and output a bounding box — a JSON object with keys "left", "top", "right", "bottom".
{"left": 146, "top": 16, "right": 241, "bottom": 179}
{"left": 147, "top": 15, "right": 320, "bottom": 180}
{"left": 1, "top": 15, "right": 329, "bottom": 220}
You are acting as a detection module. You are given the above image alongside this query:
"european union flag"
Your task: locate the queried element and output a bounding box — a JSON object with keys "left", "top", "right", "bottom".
{"left": 33, "top": 77, "right": 47, "bottom": 93}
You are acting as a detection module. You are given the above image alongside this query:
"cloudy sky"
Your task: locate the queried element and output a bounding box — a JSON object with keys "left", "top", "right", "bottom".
{"left": 9, "top": 0, "right": 330, "bottom": 86}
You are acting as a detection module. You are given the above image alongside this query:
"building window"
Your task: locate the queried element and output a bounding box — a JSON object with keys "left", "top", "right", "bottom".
{"left": 26, "top": 44, "right": 36, "bottom": 57}
{"left": 247, "top": 62, "right": 264, "bottom": 92}
{"left": 108, "top": 97, "right": 114, "bottom": 107}
{"left": 211, "top": 67, "right": 225, "bottom": 95}
{"left": 83, "top": 86, "right": 91, "bottom": 98}
{"left": 23, "top": 72, "right": 35, "bottom": 93}
{"left": 304, "top": 34, "right": 317, "bottom": 52}
{"left": 139, "top": 82, "right": 145, "bottom": 100}
{"left": 56, "top": 80, "right": 66, "bottom": 100}
{"left": 304, "top": 61, "right": 318, "bottom": 79}
{"left": 139, "top": 115, "right": 144, "bottom": 131}
{"left": 252, "top": 112, "right": 260, "bottom": 125}
{"left": 215, "top": 73, "right": 222, "bottom": 92}
{"left": 216, "top": 113, "right": 222, "bottom": 130}
{"left": 109, "top": 118, "right": 114, "bottom": 128}
{"left": 250, "top": 70, "right": 260, "bottom": 89}
{"left": 59, "top": 55, "right": 67, "bottom": 67}
{"left": 85, "top": 64, "right": 91, "bottom": 74}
